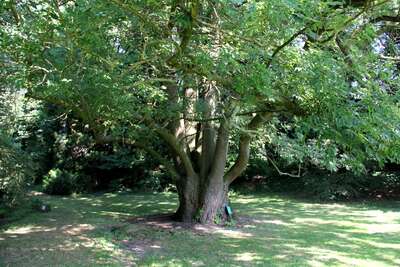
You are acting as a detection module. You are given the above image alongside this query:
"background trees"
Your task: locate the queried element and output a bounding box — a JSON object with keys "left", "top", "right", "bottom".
{"left": 0, "top": 72, "right": 32, "bottom": 207}
{"left": 1, "top": 0, "right": 399, "bottom": 222}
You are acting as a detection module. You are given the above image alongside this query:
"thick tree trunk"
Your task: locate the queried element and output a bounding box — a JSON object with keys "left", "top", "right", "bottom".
{"left": 174, "top": 175, "right": 230, "bottom": 224}
{"left": 174, "top": 174, "right": 200, "bottom": 222}
{"left": 200, "top": 179, "right": 229, "bottom": 224}
{"left": 167, "top": 113, "right": 275, "bottom": 223}
{"left": 199, "top": 118, "right": 231, "bottom": 223}
{"left": 174, "top": 119, "right": 232, "bottom": 223}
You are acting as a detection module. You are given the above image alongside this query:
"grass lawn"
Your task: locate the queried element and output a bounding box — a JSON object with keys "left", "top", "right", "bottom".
{"left": 1, "top": 191, "right": 400, "bottom": 267}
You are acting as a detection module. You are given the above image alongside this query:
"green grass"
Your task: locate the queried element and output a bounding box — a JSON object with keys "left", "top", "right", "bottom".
{"left": 1, "top": 192, "right": 400, "bottom": 266}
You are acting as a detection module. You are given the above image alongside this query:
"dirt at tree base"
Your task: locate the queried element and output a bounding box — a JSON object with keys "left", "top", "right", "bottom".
{"left": 125, "top": 212, "right": 255, "bottom": 234}
{"left": 106, "top": 213, "right": 257, "bottom": 262}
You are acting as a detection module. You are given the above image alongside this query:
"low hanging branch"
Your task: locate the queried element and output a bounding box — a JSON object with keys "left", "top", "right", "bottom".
{"left": 224, "top": 111, "right": 274, "bottom": 184}
{"left": 379, "top": 55, "right": 400, "bottom": 61}
{"left": 264, "top": 153, "right": 302, "bottom": 178}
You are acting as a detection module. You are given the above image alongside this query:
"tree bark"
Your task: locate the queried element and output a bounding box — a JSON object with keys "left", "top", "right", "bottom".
{"left": 173, "top": 118, "right": 233, "bottom": 223}
{"left": 174, "top": 173, "right": 229, "bottom": 224}
{"left": 174, "top": 174, "right": 200, "bottom": 222}
{"left": 225, "top": 112, "right": 273, "bottom": 183}
{"left": 199, "top": 119, "right": 230, "bottom": 223}
{"left": 200, "top": 178, "right": 229, "bottom": 224}
{"left": 168, "top": 110, "right": 276, "bottom": 223}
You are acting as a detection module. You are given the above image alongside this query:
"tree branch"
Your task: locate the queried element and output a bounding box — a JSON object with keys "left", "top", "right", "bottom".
{"left": 109, "top": 0, "right": 164, "bottom": 34}
{"left": 371, "top": 15, "right": 400, "bottom": 23}
{"left": 155, "top": 128, "right": 197, "bottom": 178}
{"left": 9, "top": 0, "right": 20, "bottom": 25}
{"left": 93, "top": 134, "right": 180, "bottom": 180}
{"left": 209, "top": 118, "right": 230, "bottom": 179}
{"left": 379, "top": 55, "right": 400, "bottom": 61}
{"left": 266, "top": 27, "right": 307, "bottom": 67}
{"left": 224, "top": 112, "right": 273, "bottom": 184}
{"left": 264, "top": 153, "right": 302, "bottom": 178}
{"left": 26, "top": 91, "right": 180, "bottom": 179}
{"left": 181, "top": 107, "right": 284, "bottom": 122}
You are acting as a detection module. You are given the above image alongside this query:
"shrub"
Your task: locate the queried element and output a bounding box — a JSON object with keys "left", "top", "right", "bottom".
{"left": 42, "top": 168, "right": 78, "bottom": 195}
{"left": 361, "top": 171, "right": 400, "bottom": 198}
{"left": 299, "top": 170, "right": 400, "bottom": 201}
{"left": 0, "top": 132, "right": 32, "bottom": 207}
{"left": 301, "top": 172, "right": 366, "bottom": 200}
{"left": 135, "top": 170, "right": 164, "bottom": 192}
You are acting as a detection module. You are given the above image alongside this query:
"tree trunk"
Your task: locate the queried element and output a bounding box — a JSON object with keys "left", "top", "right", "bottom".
{"left": 167, "top": 113, "right": 274, "bottom": 223}
{"left": 200, "top": 179, "right": 229, "bottom": 224}
{"left": 174, "top": 119, "right": 232, "bottom": 224}
{"left": 174, "top": 174, "right": 230, "bottom": 224}
{"left": 174, "top": 174, "right": 200, "bottom": 222}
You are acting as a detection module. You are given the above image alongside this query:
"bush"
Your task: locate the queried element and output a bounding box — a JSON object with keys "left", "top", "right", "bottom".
{"left": 361, "top": 171, "right": 400, "bottom": 199}
{"left": 301, "top": 172, "right": 366, "bottom": 200}
{"left": 42, "top": 168, "right": 78, "bottom": 195}
{"left": 135, "top": 170, "right": 165, "bottom": 192}
{"left": 300, "top": 171, "right": 400, "bottom": 201}
{"left": 0, "top": 132, "right": 32, "bottom": 207}
{"left": 18, "top": 103, "right": 59, "bottom": 184}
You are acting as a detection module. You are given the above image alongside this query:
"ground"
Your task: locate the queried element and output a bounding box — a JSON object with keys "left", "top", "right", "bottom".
{"left": 1, "top": 191, "right": 400, "bottom": 267}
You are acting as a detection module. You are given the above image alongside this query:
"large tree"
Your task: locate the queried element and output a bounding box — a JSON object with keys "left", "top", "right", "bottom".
{"left": 1, "top": 0, "right": 399, "bottom": 223}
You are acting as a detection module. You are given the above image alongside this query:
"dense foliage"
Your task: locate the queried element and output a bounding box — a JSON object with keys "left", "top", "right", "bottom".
{"left": 0, "top": 132, "right": 32, "bottom": 207}
{"left": 1, "top": 0, "right": 399, "bottom": 222}
{"left": 0, "top": 90, "right": 32, "bottom": 207}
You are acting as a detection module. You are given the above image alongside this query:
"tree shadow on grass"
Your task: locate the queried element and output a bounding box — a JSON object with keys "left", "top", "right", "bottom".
{"left": 0, "top": 192, "right": 177, "bottom": 266}
{"left": 134, "top": 194, "right": 400, "bottom": 266}
{"left": 1, "top": 192, "right": 400, "bottom": 266}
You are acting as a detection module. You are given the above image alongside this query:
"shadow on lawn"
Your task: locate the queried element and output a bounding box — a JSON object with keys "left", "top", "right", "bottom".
{"left": 0, "top": 192, "right": 178, "bottom": 266}
{"left": 215, "top": 196, "right": 400, "bottom": 266}
{"left": 137, "top": 195, "right": 400, "bottom": 266}
{"left": 1, "top": 192, "right": 400, "bottom": 266}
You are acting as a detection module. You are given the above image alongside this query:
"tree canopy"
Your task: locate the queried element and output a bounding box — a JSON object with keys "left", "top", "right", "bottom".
{"left": 1, "top": 0, "right": 399, "bottom": 222}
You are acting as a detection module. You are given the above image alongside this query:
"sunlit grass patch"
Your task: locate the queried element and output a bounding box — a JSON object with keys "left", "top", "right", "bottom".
{"left": 1, "top": 191, "right": 400, "bottom": 266}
